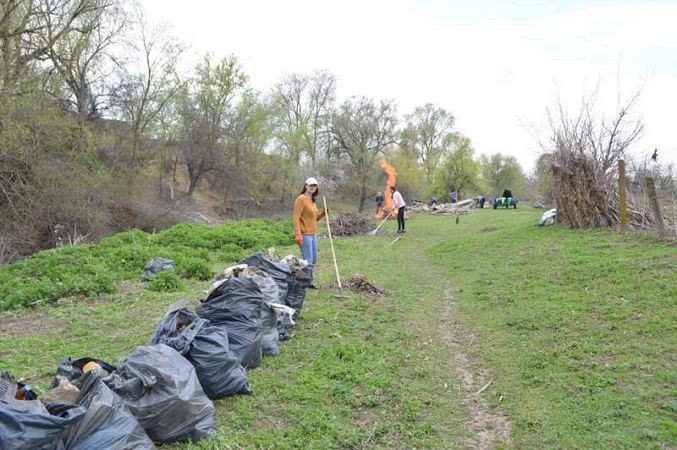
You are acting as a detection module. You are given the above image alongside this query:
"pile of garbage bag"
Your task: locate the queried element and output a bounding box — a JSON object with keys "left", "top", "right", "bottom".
{"left": 0, "top": 250, "right": 313, "bottom": 448}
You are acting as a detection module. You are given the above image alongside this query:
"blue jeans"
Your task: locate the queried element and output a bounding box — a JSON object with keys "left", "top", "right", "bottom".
{"left": 301, "top": 234, "right": 318, "bottom": 266}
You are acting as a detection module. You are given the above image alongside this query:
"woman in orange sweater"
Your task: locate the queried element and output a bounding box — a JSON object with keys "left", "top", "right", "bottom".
{"left": 293, "top": 177, "right": 327, "bottom": 270}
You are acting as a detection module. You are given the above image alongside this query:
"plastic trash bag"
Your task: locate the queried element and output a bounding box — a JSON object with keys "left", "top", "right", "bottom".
{"left": 151, "top": 308, "right": 252, "bottom": 398}
{"left": 538, "top": 208, "right": 558, "bottom": 227}
{"left": 61, "top": 371, "right": 155, "bottom": 450}
{"left": 241, "top": 252, "right": 291, "bottom": 303}
{"left": 104, "top": 344, "right": 215, "bottom": 443}
{"left": 286, "top": 265, "right": 313, "bottom": 313}
{"left": 197, "top": 276, "right": 265, "bottom": 369}
{"left": 142, "top": 257, "right": 176, "bottom": 280}
{"left": 244, "top": 269, "right": 280, "bottom": 356}
{"left": 0, "top": 372, "right": 86, "bottom": 450}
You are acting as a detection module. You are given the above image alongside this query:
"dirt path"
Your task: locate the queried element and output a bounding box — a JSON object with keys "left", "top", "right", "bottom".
{"left": 439, "top": 284, "right": 512, "bottom": 449}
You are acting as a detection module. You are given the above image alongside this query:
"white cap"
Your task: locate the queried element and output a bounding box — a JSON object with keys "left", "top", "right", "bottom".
{"left": 305, "top": 177, "right": 319, "bottom": 185}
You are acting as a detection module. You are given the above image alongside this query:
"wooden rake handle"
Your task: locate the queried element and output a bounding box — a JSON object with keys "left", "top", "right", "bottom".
{"left": 323, "top": 196, "right": 342, "bottom": 289}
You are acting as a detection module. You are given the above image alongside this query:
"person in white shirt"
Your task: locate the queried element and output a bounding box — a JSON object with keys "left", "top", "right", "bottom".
{"left": 390, "top": 185, "right": 406, "bottom": 234}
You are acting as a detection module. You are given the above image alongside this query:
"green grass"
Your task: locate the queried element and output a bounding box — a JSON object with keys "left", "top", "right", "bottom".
{"left": 428, "top": 209, "right": 676, "bottom": 449}
{"left": 0, "top": 209, "right": 674, "bottom": 449}
{"left": 0, "top": 219, "right": 293, "bottom": 309}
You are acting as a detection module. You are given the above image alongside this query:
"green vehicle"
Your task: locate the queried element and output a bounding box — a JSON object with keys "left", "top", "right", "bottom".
{"left": 493, "top": 189, "right": 518, "bottom": 209}
{"left": 493, "top": 197, "right": 518, "bottom": 209}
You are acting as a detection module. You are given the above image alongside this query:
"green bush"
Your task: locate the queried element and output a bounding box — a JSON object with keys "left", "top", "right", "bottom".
{"left": 177, "top": 257, "right": 213, "bottom": 281}
{"left": 0, "top": 219, "right": 294, "bottom": 309}
{"left": 147, "top": 270, "right": 182, "bottom": 292}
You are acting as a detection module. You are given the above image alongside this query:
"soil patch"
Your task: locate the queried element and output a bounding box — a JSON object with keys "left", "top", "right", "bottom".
{"left": 480, "top": 226, "right": 497, "bottom": 233}
{"left": 439, "top": 284, "right": 511, "bottom": 449}
{"left": 0, "top": 313, "right": 64, "bottom": 337}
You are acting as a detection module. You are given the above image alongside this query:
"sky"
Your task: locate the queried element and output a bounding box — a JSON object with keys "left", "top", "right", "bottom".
{"left": 140, "top": 0, "right": 677, "bottom": 172}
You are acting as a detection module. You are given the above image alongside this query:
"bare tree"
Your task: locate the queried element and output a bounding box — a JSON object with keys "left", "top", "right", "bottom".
{"left": 178, "top": 54, "right": 248, "bottom": 197}
{"left": 42, "top": 0, "right": 125, "bottom": 120}
{"left": 331, "top": 96, "right": 398, "bottom": 211}
{"left": 402, "top": 103, "right": 455, "bottom": 184}
{"left": 112, "top": 7, "right": 184, "bottom": 165}
{"left": 546, "top": 87, "right": 647, "bottom": 228}
{"left": 270, "top": 70, "right": 336, "bottom": 168}
{"left": 0, "top": 0, "right": 104, "bottom": 93}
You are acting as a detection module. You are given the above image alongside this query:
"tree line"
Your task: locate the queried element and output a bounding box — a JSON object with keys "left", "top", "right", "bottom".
{"left": 0, "top": 0, "right": 531, "bottom": 261}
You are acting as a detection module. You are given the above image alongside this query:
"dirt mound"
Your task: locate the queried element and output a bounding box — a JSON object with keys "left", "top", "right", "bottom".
{"left": 345, "top": 274, "right": 388, "bottom": 296}
{"left": 331, "top": 214, "right": 375, "bottom": 237}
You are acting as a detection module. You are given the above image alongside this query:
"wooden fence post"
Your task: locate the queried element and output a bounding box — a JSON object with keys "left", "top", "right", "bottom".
{"left": 645, "top": 177, "right": 666, "bottom": 238}
{"left": 618, "top": 160, "right": 628, "bottom": 232}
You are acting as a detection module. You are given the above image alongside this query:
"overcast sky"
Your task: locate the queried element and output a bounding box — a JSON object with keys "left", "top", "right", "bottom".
{"left": 141, "top": 0, "right": 677, "bottom": 171}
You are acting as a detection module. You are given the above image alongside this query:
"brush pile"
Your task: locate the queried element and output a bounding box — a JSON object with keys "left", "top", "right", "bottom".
{"left": 344, "top": 274, "right": 388, "bottom": 296}
{"left": 407, "top": 199, "right": 475, "bottom": 215}
{"left": 331, "top": 213, "right": 375, "bottom": 237}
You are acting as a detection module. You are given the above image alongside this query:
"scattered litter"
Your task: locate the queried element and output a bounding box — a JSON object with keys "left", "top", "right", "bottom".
{"left": 151, "top": 308, "right": 252, "bottom": 399}
{"left": 41, "top": 376, "right": 80, "bottom": 404}
{"left": 344, "top": 274, "right": 388, "bottom": 296}
{"left": 104, "top": 344, "right": 216, "bottom": 443}
{"left": 56, "top": 357, "right": 116, "bottom": 385}
{"left": 270, "top": 303, "right": 296, "bottom": 341}
{"left": 538, "top": 208, "right": 558, "bottom": 227}
{"left": 0, "top": 371, "right": 87, "bottom": 449}
{"left": 142, "top": 257, "right": 176, "bottom": 281}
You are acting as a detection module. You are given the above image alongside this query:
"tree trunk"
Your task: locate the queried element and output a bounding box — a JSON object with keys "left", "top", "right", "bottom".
{"left": 358, "top": 173, "right": 367, "bottom": 212}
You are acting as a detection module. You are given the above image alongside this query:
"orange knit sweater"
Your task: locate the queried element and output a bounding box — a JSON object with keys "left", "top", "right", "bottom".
{"left": 293, "top": 194, "right": 326, "bottom": 235}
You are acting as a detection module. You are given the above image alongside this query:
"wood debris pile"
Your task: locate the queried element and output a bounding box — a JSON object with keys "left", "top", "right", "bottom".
{"left": 344, "top": 274, "right": 388, "bottom": 296}
{"left": 407, "top": 198, "right": 476, "bottom": 215}
{"left": 331, "top": 214, "right": 376, "bottom": 236}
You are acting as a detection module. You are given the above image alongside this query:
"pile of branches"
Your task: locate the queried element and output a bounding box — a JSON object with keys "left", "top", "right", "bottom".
{"left": 344, "top": 274, "right": 388, "bottom": 296}
{"left": 331, "top": 213, "right": 375, "bottom": 237}
{"left": 547, "top": 89, "right": 654, "bottom": 230}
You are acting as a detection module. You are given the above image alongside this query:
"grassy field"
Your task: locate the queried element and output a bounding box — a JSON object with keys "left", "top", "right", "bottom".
{"left": 1, "top": 208, "right": 675, "bottom": 449}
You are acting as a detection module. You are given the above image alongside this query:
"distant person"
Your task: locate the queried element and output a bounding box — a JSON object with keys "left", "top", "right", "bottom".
{"left": 293, "top": 177, "right": 327, "bottom": 275}
{"left": 479, "top": 194, "right": 486, "bottom": 208}
{"left": 390, "top": 185, "right": 406, "bottom": 234}
{"left": 375, "top": 192, "right": 384, "bottom": 214}
{"left": 430, "top": 196, "right": 438, "bottom": 206}
{"left": 502, "top": 189, "right": 513, "bottom": 198}
{"left": 449, "top": 191, "right": 457, "bottom": 204}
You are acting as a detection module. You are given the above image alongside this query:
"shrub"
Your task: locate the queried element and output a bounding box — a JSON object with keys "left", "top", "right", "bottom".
{"left": 147, "top": 270, "right": 182, "bottom": 292}
{"left": 177, "top": 258, "right": 213, "bottom": 281}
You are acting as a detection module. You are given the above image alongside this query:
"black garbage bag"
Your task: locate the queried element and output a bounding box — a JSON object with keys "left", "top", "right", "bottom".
{"left": 241, "top": 252, "right": 291, "bottom": 303}
{"left": 197, "top": 276, "right": 265, "bottom": 369}
{"left": 151, "top": 308, "right": 252, "bottom": 398}
{"left": 55, "top": 357, "right": 116, "bottom": 386}
{"left": 260, "top": 302, "right": 279, "bottom": 356}
{"left": 142, "top": 257, "right": 176, "bottom": 280}
{"left": 61, "top": 371, "right": 155, "bottom": 450}
{"left": 0, "top": 372, "right": 86, "bottom": 450}
{"left": 104, "top": 344, "right": 215, "bottom": 443}
{"left": 245, "top": 270, "right": 280, "bottom": 357}
{"left": 287, "top": 265, "right": 313, "bottom": 313}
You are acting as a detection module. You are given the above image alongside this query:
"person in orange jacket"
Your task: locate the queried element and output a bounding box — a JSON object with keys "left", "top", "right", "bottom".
{"left": 293, "top": 177, "right": 328, "bottom": 272}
